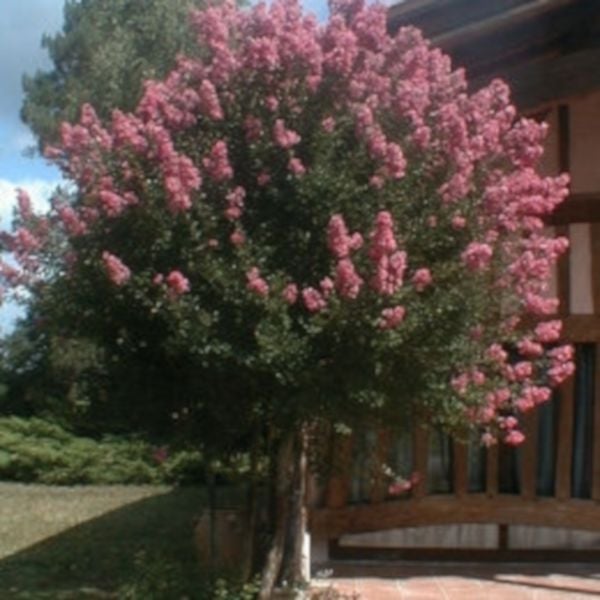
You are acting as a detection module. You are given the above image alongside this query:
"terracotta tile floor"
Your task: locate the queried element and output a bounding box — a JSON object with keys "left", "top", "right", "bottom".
{"left": 311, "top": 562, "right": 600, "bottom": 599}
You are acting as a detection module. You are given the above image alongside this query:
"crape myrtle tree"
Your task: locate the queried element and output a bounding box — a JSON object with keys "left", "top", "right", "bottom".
{"left": 2, "top": 0, "right": 574, "bottom": 594}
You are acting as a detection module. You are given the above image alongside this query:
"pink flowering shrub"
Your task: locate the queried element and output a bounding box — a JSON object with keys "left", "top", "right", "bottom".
{"left": 1, "top": 0, "right": 573, "bottom": 450}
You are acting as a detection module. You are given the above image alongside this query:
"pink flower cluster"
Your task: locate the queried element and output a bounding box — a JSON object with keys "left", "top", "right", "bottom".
{"left": 166, "top": 270, "right": 190, "bottom": 295}
{"left": 102, "top": 251, "right": 130, "bottom": 286}
{"left": 246, "top": 267, "right": 269, "bottom": 297}
{"left": 369, "top": 212, "right": 406, "bottom": 295}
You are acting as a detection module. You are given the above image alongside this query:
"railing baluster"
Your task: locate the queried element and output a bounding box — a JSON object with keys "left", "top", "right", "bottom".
{"left": 521, "top": 412, "right": 539, "bottom": 500}
{"left": 453, "top": 440, "right": 468, "bottom": 498}
{"left": 486, "top": 444, "right": 499, "bottom": 497}
{"left": 555, "top": 375, "right": 575, "bottom": 501}
{"left": 369, "top": 429, "right": 392, "bottom": 504}
{"left": 325, "top": 433, "right": 354, "bottom": 509}
{"left": 412, "top": 425, "right": 429, "bottom": 499}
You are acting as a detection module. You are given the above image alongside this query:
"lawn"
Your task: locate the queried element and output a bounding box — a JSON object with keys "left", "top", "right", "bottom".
{"left": 0, "top": 482, "right": 241, "bottom": 599}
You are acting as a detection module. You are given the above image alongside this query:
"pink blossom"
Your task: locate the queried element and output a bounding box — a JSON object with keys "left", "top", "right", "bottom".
{"left": 487, "top": 343, "right": 507, "bottom": 363}
{"left": 302, "top": 287, "right": 326, "bottom": 312}
{"left": 273, "top": 119, "right": 301, "bottom": 149}
{"left": 534, "top": 320, "right": 562, "bottom": 343}
{"left": 379, "top": 305, "right": 406, "bottom": 329}
{"left": 230, "top": 229, "right": 245, "bottom": 246}
{"left": 335, "top": 258, "right": 363, "bottom": 299}
{"left": 327, "top": 215, "right": 363, "bottom": 259}
{"left": 505, "top": 429, "right": 526, "bottom": 446}
{"left": 225, "top": 186, "right": 246, "bottom": 220}
{"left": 461, "top": 242, "right": 493, "bottom": 271}
{"left": 99, "top": 190, "right": 127, "bottom": 217}
{"left": 481, "top": 432, "right": 497, "bottom": 447}
{"left": 198, "top": 79, "right": 224, "bottom": 120}
{"left": 166, "top": 270, "right": 190, "bottom": 295}
{"left": 102, "top": 252, "right": 131, "bottom": 286}
{"left": 288, "top": 157, "right": 306, "bottom": 176}
{"left": 203, "top": 140, "right": 234, "bottom": 182}
{"left": 411, "top": 268, "right": 432, "bottom": 292}
{"left": 265, "top": 96, "right": 279, "bottom": 112}
{"left": 320, "top": 277, "right": 335, "bottom": 297}
{"left": 282, "top": 283, "right": 298, "bottom": 304}
{"left": 257, "top": 172, "right": 271, "bottom": 186}
{"left": 451, "top": 215, "right": 466, "bottom": 229}
{"left": 517, "top": 338, "right": 544, "bottom": 358}
{"left": 246, "top": 267, "right": 269, "bottom": 297}
{"left": 322, "top": 117, "right": 335, "bottom": 133}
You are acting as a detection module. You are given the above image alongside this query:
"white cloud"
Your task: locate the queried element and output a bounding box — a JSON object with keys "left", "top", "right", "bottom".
{"left": 0, "top": 177, "right": 60, "bottom": 229}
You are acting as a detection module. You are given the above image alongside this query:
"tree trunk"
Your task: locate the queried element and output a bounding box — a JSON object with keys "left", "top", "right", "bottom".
{"left": 290, "top": 426, "right": 309, "bottom": 584}
{"left": 258, "top": 433, "right": 295, "bottom": 600}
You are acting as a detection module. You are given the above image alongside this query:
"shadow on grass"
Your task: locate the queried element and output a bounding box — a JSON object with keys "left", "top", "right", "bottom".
{"left": 0, "top": 486, "right": 245, "bottom": 599}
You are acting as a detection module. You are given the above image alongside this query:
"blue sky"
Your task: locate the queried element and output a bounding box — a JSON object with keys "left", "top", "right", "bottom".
{"left": 0, "top": 0, "right": 331, "bottom": 330}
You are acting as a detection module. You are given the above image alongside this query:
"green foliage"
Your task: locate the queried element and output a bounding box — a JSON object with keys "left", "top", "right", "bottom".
{"left": 0, "top": 416, "right": 258, "bottom": 485}
{"left": 22, "top": 0, "right": 204, "bottom": 150}
{"left": 0, "top": 417, "right": 160, "bottom": 484}
{"left": 118, "top": 550, "right": 204, "bottom": 599}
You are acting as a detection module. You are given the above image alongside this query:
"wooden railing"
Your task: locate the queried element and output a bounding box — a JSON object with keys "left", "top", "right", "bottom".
{"left": 310, "top": 347, "right": 600, "bottom": 553}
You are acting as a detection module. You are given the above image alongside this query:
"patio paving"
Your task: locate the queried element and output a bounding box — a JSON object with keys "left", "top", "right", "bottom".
{"left": 311, "top": 561, "right": 600, "bottom": 599}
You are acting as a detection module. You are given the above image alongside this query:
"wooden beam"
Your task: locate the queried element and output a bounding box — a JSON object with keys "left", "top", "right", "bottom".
{"left": 520, "top": 411, "right": 539, "bottom": 501}
{"left": 452, "top": 440, "right": 469, "bottom": 498}
{"left": 592, "top": 344, "right": 600, "bottom": 501}
{"left": 562, "top": 315, "right": 600, "bottom": 342}
{"left": 432, "top": 0, "right": 577, "bottom": 50}
{"left": 330, "top": 542, "right": 600, "bottom": 563}
{"left": 555, "top": 373, "right": 575, "bottom": 501}
{"left": 412, "top": 425, "right": 429, "bottom": 499}
{"left": 549, "top": 194, "right": 600, "bottom": 225}
{"left": 369, "top": 429, "right": 392, "bottom": 504}
{"left": 472, "top": 47, "right": 600, "bottom": 111}
{"left": 310, "top": 495, "right": 600, "bottom": 537}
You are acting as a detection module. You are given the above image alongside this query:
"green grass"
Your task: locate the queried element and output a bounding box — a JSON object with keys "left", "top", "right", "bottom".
{"left": 0, "top": 483, "right": 244, "bottom": 599}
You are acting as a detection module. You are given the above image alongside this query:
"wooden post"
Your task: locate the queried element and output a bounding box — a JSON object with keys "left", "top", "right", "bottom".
{"left": 555, "top": 375, "right": 575, "bottom": 501}
{"left": 520, "top": 412, "right": 539, "bottom": 501}
{"left": 325, "top": 433, "right": 354, "bottom": 509}
{"left": 453, "top": 440, "right": 469, "bottom": 498}
{"left": 412, "top": 425, "right": 429, "bottom": 499}
{"left": 369, "top": 429, "right": 392, "bottom": 504}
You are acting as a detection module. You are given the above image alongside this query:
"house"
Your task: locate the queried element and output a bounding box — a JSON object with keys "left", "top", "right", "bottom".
{"left": 310, "top": 0, "right": 600, "bottom": 563}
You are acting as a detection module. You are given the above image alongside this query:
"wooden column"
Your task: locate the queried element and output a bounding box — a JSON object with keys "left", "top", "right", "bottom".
{"left": 592, "top": 344, "right": 600, "bottom": 501}
{"left": 369, "top": 429, "right": 392, "bottom": 504}
{"left": 325, "top": 433, "right": 354, "bottom": 509}
{"left": 412, "top": 425, "right": 429, "bottom": 499}
{"left": 592, "top": 223, "right": 600, "bottom": 314}
{"left": 452, "top": 440, "right": 469, "bottom": 498}
{"left": 555, "top": 375, "right": 575, "bottom": 501}
{"left": 557, "top": 103, "right": 571, "bottom": 315}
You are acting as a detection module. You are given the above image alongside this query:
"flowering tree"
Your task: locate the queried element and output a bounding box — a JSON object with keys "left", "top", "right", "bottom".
{"left": 2, "top": 0, "right": 574, "bottom": 593}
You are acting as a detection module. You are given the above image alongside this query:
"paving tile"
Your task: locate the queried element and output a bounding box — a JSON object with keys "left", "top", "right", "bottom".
{"left": 311, "top": 562, "right": 600, "bottom": 600}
